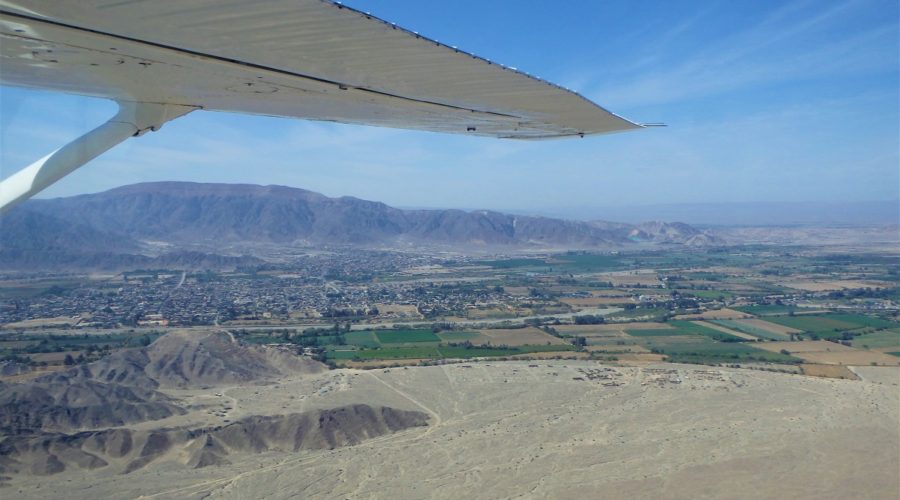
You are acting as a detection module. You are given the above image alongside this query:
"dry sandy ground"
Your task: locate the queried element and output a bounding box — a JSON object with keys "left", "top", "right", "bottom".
{"left": 557, "top": 322, "right": 672, "bottom": 334}
{"left": 849, "top": 366, "right": 900, "bottom": 385}
{"left": 674, "top": 308, "right": 752, "bottom": 320}
{"left": 1, "top": 316, "right": 79, "bottom": 329}
{"left": 373, "top": 303, "right": 422, "bottom": 318}
{"left": 693, "top": 320, "right": 759, "bottom": 341}
{"left": 586, "top": 344, "right": 651, "bottom": 353}
{"left": 8, "top": 362, "right": 899, "bottom": 500}
{"left": 758, "top": 341, "right": 900, "bottom": 366}
{"left": 472, "top": 327, "right": 570, "bottom": 346}
{"left": 736, "top": 318, "right": 803, "bottom": 335}
{"left": 561, "top": 297, "right": 634, "bottom": 307}
{"left": 800, "top": 363, "right": 860, "bottom": 380}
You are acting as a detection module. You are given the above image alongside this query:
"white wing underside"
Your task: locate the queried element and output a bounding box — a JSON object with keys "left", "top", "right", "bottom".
{"left": 0, "top": 0, "right": 640, "bottom": 139}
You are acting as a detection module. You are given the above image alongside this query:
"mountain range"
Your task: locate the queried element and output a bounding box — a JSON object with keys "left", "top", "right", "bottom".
{"left": 0, "top": 182, "right": 719, "bottom": 269}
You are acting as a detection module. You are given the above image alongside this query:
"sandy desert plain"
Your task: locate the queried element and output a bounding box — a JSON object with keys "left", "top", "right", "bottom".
{"left": 6, "top": 355, "right": 898, "bottom": 499}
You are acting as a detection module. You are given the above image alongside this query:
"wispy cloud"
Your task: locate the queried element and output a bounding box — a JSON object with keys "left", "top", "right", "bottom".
{"left": 586, "top": 0, "right": 898, "bottom": 108}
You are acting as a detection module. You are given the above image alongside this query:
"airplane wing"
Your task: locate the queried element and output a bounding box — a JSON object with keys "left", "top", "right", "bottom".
{"left": 0, "top": 0, "right": 640, "bottom": 139}
{"left": 0, "top": 1, "right": 644, "bottom": 212}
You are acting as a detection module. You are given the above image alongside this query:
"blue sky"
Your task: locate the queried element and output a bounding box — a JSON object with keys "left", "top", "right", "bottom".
{"left": 1, "top": 0, "right": 897, "bottom": 219}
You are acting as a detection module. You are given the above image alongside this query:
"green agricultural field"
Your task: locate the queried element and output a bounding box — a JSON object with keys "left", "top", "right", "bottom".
{"left": 329, "top": 343, "right": 576, "bottom": 361}
{"left": 672, "top": 321, "right": 747, "bottom": 341}
{"left": 825, "top": 314, "right": 898, "bottom": 329}
{"left": 437, "top": 331, "right": 481, "bottom": 342}
{"left": 328, "top": 349, "right": 371, "bottom": 360}
{"left": 475, "top": 258, "right": 546, "bottom": 269}
{"left": 475, "top": 253, "right": 624, "bottom": 272}
{"left": 0, "top": 332, "right": 164, "bottom": 356}
{"left": 850, "top": 330, "right": 900, "bottom": 349}
{"left": 352, "top": 346, "right": 442, "bottom": 359}
{"left": 585, "top": 337, "right": 642, "bottom": 347}
{"left": 550, "top": 254, "right": 624, "bottom": 272}
{"left": 710, "top": 320, "right": 789, "bottom": 341}
{"left": 343, "top": 330, "right": 381, "bottom": 348}
{"left": 0, "top": 279, "right": 84, "bottom": 299}
{"left": 373, "top": 329, "right": 441, "bottom": 344}
{"left": 313, "top": 335, "right": 344, "bottom": 345}
{"left": 651, "top": 341, "right": 801, "bottom": 364}
{"left": 625, "top": 321, "right": 745, "bottom": 341}
{"left": 764, "top": 314, "right": 896, "bottom": 335}
{"left": 630, "top": 336, "right": 712, "bottom": 349}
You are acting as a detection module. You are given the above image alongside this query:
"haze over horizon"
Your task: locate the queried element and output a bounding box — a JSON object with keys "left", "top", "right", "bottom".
{"left": 1, "top": 0, "right": 898, "bottom": 215}
{"left": 24, "top": 180, "right": 900, "bottom": 227}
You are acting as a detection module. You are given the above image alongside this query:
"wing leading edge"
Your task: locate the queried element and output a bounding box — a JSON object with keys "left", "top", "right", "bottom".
{"left": 0, "top": 0, "right": 641, "bottom": 139}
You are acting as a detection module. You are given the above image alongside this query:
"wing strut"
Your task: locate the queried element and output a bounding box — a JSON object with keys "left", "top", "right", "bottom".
{"left": 0, "top": 101, "right": 197, "bottom": 213}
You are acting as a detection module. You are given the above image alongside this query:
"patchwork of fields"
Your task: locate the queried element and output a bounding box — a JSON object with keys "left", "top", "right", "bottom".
{"left": 320, "top": 311, "right": 900, "bottom": 368}
{"left": 4, "top": 310, "right": 896, "bottom": 372}
{"left": 325, "top": 327, "right": 576, "bottom": 363}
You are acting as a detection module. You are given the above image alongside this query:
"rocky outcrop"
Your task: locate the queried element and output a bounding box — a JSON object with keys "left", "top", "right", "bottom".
{"left": 0, "top": 331, "right": 325, "bottom": 434}
{"left": 0, "top": 405, "right": 428, "bottom": 476}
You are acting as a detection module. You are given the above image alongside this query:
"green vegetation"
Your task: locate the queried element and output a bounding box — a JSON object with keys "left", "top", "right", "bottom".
{"left": 824, "top": 314, "right": 898, "bottom": 329}
{"left": 710, "top": 319, "right": 789, "bottom": 340}
{"left": 669, "top": 320, "right": 747, "bottom": 341}
{"left": 550, "top": 253, "right": 623, "bottom": 272}
{"left": 437, "top": 331, "right": 481, "bottom": 342}
{"left": 0, "top": 332, "right": 163, "bottom": 355}
{"left": 7, "top": 247, "right": 898, "bottom": 372}
{"left": 850, "top": 330, "right": 900, "bottom": 349}
{"left": 606, "top": 307, "right": 670, "bottom": 322}
{"left": 328, "top": 349, "right": 371, "bottom": 360}
{"left": 320, "top": 325, "right": 578, "bottom": 362}
{"left": 476, "top": 253, "right": 625, "bottom": 272}
{"left": 351, "top": 346, "right": 441, "bottom": 359}
{"left": 763, "top": 314, "right": 897, "bottom": 337}
{"left": 625, "top": 321, "right": 745, "bottom": 341}
{"left": 0, "top": 331, "right": 164, "bottom": 366}
{"left": 374, "top": 329, "right": 441, "bottom": 344}
{"left": 649, "top": 341, "right": 801, "bottom": 364}
{"left": 476, "top": 258, "right": 546, "bottom": 269}
{"left": 344, "top": 330, "right": 381, "bottom": 348}
{"left": 0, "top": 279, "right": 83, "bottom": 299}
{"left": 329, "top": 343, "right": 576, "bottom": 361}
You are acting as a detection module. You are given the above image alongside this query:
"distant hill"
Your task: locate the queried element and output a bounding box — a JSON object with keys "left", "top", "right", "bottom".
{"left": 0, "top": 182, "right": 718, "bottom": 268}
